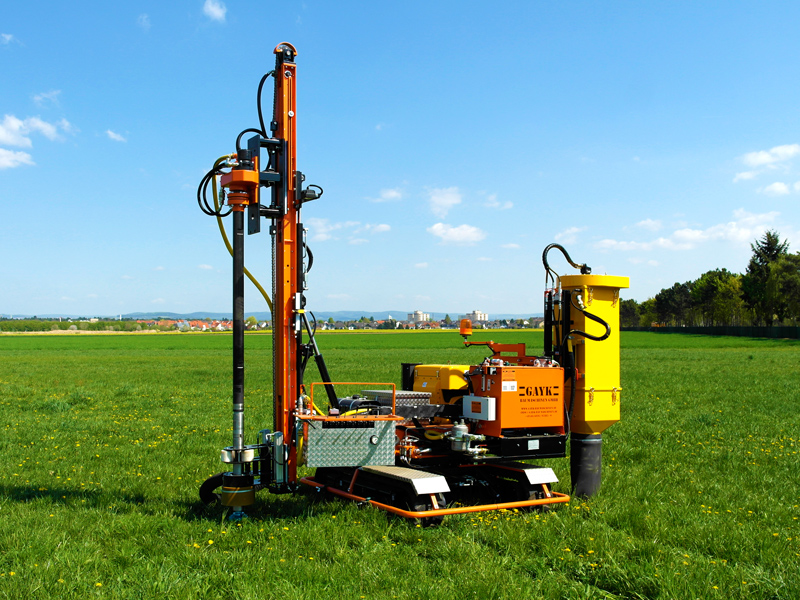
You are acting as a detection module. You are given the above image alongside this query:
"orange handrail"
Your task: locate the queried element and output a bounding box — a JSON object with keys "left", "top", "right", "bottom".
{"left": 300, "top": 477, "right": 570, "bottom": 518}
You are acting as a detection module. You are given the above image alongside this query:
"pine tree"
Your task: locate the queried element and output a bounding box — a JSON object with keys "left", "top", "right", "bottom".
{"left": 742, "top": 230, "right": 789, "bottom": 325}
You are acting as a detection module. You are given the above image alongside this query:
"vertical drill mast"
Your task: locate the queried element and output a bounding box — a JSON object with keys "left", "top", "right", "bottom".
{"left": 271, "top": 43, "right": 300, "bottom": 485}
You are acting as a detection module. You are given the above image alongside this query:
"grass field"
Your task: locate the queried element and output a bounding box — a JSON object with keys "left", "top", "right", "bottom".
{"left": 0, "top": 330, "right": 798, "bottom": 599}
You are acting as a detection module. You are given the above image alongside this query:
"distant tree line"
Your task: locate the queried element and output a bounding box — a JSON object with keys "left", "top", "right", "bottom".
{"left": 621, "top": 231, "right": 800, "bottom": 327}
{"left": 0, "top": 319, "right": 156, "bottom": 332}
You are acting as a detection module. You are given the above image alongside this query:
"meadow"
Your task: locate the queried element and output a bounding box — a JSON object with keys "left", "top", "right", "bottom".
{"left": 0, "top": 330, "right": 798, "bottom": 599}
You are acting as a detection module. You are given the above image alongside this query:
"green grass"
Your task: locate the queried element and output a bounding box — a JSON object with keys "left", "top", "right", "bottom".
{"left": 0, "top": 330, "right": 798, "bottom": 599}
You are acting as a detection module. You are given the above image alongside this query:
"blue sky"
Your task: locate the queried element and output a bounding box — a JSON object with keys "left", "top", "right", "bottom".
{"left": 2, "top": 1, "right": 800, "bottom": 317}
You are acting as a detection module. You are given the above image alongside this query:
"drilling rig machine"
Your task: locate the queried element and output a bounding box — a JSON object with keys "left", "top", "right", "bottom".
{"left": 197, "top": 42, "right": 629, "bottom": 524}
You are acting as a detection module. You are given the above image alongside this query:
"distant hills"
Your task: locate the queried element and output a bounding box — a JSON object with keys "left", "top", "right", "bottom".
{"left": 2, "top": 310, "right": 543, "bottom": 321}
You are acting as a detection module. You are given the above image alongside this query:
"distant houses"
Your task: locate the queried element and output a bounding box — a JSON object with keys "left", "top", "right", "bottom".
{"left": 1, "top": 314, "right": 542, "bottom": 334}
{"left": 135, "top": 319, "right": 238, "bottom": 331}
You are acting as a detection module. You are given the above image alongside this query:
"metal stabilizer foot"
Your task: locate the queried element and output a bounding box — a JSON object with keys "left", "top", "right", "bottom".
{"left": 228, "top": 510, "right": 249, "bottom": 521}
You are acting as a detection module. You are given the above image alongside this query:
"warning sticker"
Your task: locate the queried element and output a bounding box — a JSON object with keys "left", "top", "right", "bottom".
{"left": 501, "top": 381, "right": 517, "bottom": 392}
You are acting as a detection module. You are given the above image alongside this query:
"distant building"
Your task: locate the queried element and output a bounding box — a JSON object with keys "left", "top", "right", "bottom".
{"left": 459, "top": 310, "right": 488, "bottom": 323}
{"left": 407, "top": 310, "right": 430, "bottom": 323}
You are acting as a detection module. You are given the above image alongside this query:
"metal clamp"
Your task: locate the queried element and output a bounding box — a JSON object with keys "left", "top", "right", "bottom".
{"left": 611, "top": 387, "right": 618, "bottom": 406}
{"left": 588, "top": 387, "right": 595, "bottom": 406}
{"left": 220, "top": 446, "right": 256, "bottom": 464}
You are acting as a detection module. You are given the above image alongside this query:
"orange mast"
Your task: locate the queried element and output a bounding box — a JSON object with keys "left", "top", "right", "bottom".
{"left": 271, "top": 42, "right": 300, "bottom": 486}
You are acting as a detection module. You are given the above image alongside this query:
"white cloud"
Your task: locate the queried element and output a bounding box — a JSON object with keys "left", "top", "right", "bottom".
{"left": 555, "top": 226, "right": 587, "bottom": 245}
{"left": 628, "top": 257, "right": 660, "bottom": 266}
{"left": 1, "top": 34, "right": 15, "bottom": 44}
{"left": 57, "top": 118, "right": 76, "bottom": 135}
{"left": 370, "top": 188, "right": 402, "bottom": 202}
{"left": 415, "top": 262, "right": 428, "bottom": 268}
{"left": 1, "top": 115, "right": 33, "bottom": 147}
{"left": 122, "top": 275, "right": 134, "bottom": 280}
{"left": 795, "top": 182, "right": 800, "bottom": 192}
{"left": 596, "top": 237, "right": 689, "bottom": 252}
{"left": 742, "top": 144, "right": 800, "bottom": 167}
{"left": 198, "top": 264, "right": 213, "bottom": 270}
{"left": 733, "top": 170, "right": 757, "bottom": 183}
{"left": 306, "top": 217, "right": 360, "bottom": 242}
{"left": 153, "top": 266, "right": 165, "bottom": 271}
{"left": 33, "top": 90, "right": 61, "bottom": 107}
{"left": 428, "top": 187, "right": 461, "bottom": 218}
{"left": 151, "top": 298, "right": 165, "bottom": 304}
{"left": 203, "top": 0, "right": 227, "bottom": 22}
{"left": 761, "top": 182, "right": 790, "bottom": 196}
{"left": 0, "top": 148, "right": 34, "bottom": 169}
{"left": 137, "top": 14, "right": 151, "bottom": 31}
{"left": 484, "top": 193, "right": 513, "bottom": 210}
{"left": 635, "top": 218, "right": 662, "bottom": 231}
{"left": 0, "top": 114, "right": 73, "bottom": 147}
{"left": 501, "top": 243, "right": 520, "bottom": 249}
{"left": 345, "top": 223, "right": 391, "bottom": 242}
{"left": 477, "top": 257, "right": 492, "bottom": 262}
{"left": 596, "top": 209, "right": 778, "bottom": 252}
{"left": 106, "top": 129, "right": 126, "bottom": 142}
{"left": 427, "top": 222, "right": 486, "bottom": 244}
{"left": 27, "top": 117, "right": 63, "bottom": 140}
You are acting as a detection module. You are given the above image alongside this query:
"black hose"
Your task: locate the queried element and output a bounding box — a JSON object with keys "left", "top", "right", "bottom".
{"left": 563, "top": 295, "right": 611, "bottom": 343}
{"left": 542, "top": 243, "right": 591, "bottom": 289}
{"left": 256, "top": 71, "right": 275, "bottom": 137}
{"left": 542, "top": 243, "right": 591, "bottom": 275}
{"left": 565, "top": 346, "right": 577, "bottom": 437}
{"left": 197, "top": 167, "right": 233, "bottom": 218}
{"left": 236, "top": 128, "right": 264, "bottom": 153}
{"left": 309, "top": 311, "right": 318, "bottom": 336}
{"left": 198, "top": 168, "right": 228, "bottom": 216}
{"left": 305, "top": 245, "right": 314, "bottom": 273}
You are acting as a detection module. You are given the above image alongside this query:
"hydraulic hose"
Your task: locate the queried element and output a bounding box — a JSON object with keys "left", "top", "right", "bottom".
{"left": 209, "top": 155, "right": 274, "bottom": 313}
{"left": 565, "top": 294, "right": 611, "bottom": 343}
{"left": 542, "top": 243, "right": 591, "bottom": 290}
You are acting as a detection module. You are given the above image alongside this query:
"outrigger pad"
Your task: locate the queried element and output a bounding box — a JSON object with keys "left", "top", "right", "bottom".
{"left": 360, "top": 465, "right": 451, "bottom": 495}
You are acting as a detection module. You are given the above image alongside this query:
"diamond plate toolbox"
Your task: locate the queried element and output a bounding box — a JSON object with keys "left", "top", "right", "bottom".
{"left": 306, "top": 419, "right": 395, "bottom": 467}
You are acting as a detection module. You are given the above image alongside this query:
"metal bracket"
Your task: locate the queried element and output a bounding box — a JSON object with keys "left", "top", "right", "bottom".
{"left": 220, "top": 446, "right": 256, "bottom": 464}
